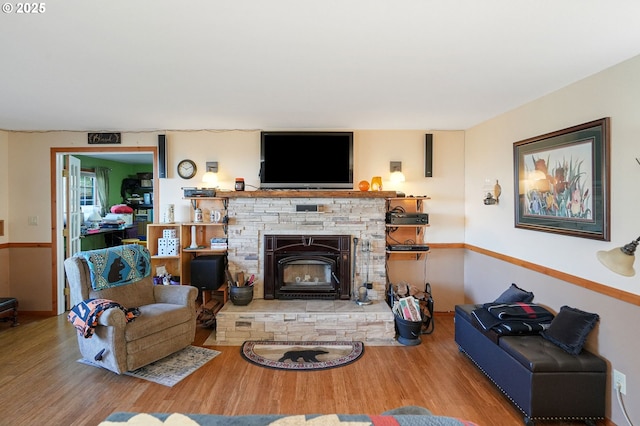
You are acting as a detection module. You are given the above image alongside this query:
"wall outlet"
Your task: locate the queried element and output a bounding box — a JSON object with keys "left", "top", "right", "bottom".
{"left": 28, "top": 216, "right": 38, "bottom": 226}
{"left": 613, "top": 369, "right": 627, "bottom": 395}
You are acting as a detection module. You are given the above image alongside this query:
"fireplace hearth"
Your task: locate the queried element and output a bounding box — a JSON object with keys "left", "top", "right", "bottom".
{"left": 264, "top": 234, "right": 351, "bottom": 300}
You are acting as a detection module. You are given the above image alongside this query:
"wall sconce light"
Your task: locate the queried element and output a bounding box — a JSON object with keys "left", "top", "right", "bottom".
{"left": 597, "top": 236, "right": 639, "bottom": 276}
{"left": 483, "top": 179, "right": 501, "bottom": 205}
{"left": 390, "top": 161, "right": 405, "bottom": 183}
{"left": 202, "top": 161, "right": 219, "bottom": 188}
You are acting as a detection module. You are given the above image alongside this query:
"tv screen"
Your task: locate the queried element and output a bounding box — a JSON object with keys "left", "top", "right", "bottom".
{"left": 260, "top": 131, "right": 354, "bottom": 189}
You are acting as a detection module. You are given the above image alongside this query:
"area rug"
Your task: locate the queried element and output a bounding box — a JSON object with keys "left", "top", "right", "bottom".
{"left": 241, "top": 340, "right": 364, "bottom": 371}
{"left": 78, "top": 345, "right": 221, "bottom": 387}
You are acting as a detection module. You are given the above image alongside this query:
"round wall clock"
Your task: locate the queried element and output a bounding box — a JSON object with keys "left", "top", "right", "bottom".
{"left": 177, "top": 159, "right": 197, "bottom": 179}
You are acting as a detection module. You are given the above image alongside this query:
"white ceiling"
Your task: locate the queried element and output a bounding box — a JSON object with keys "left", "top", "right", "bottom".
{"left": 2, "top": 0, "right": 640, "bottom": 132}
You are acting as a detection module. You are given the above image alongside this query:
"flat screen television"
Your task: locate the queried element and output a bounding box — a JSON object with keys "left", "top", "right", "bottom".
{"left": 259, "top": 131, "right": 354, "bottom": 189}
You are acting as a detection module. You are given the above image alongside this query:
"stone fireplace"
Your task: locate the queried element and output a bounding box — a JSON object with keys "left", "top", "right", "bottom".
{"left": 224, "top": 191, "right": 390, "bottom": 302}
{"left": 213, "top": 191, "right": 397, "bottom": 345}
{"left": 264, "top": 234, "right": 351, "bottom": 300}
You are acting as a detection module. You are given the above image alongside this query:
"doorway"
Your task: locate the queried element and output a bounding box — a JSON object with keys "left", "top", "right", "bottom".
{"left": 51, "top": 147, "right": 157, "bottom": 315}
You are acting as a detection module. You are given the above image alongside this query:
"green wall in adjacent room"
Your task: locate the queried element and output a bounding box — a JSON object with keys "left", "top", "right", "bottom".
{"left": 75, "top": 155, "right": 153, "bottom": 210}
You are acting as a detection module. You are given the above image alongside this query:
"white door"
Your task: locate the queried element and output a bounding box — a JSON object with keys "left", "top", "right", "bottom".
{"left": 66, "top": 155, "right": 82, "bottom": 259}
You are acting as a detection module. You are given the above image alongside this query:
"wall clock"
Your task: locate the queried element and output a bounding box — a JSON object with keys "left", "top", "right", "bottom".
{"left": 177, "top": 159, "right": 197, "bottom": 179}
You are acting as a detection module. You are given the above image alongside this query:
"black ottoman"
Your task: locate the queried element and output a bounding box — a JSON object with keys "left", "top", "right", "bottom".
{"left": 455, "top": 303, "right": 606, "bottom": 425}
{"left": 0, "top": 297, "right": 19, "bottom": 326}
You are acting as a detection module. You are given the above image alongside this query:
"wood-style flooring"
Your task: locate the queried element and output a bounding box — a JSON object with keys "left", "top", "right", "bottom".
{"left": 0, "top": 313, "right": 610, "bottom": 426}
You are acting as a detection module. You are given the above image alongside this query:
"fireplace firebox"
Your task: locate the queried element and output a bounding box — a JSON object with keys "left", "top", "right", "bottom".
{"left": 264, "top": 235, "right": 351, "bottom": 300}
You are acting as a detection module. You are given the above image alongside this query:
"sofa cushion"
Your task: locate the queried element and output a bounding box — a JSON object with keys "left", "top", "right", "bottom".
{"left": 541, "top": 305, "right": 599, "bottom": 355}
{"left": 498, "top": 335, "right": 606, "bottom": 373}
{"left": 494, "top": 283, "right": 534, "bottom": 304}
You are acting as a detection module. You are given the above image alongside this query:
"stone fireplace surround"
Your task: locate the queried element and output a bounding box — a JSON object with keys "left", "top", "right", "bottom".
{"left": 213, "top": 190, "right": 398, "bottom": 345}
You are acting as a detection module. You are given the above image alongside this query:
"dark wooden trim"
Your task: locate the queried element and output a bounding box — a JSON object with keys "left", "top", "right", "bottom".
{"left": 6, "top": 242, "right": 51, "bottom": 248}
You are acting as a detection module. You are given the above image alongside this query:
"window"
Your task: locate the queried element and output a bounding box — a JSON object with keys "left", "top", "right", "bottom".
{"left": 80, "top": 171, "right": 97, "bottom": 207}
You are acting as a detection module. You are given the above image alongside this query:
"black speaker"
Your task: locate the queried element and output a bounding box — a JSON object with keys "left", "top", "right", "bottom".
{"left": 425, "top": 133, "right": 433, "bottom": 178}
{"left": 190, "top": 255, "right": 227, "bottom": 290}
{"left": 158, "top": 135, "right": 167, "bottom": 179}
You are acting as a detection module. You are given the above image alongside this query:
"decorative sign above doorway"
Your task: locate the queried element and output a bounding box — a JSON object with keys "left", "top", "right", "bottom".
{"left": 87, "top": 132, "right": 121, "bottom": 144}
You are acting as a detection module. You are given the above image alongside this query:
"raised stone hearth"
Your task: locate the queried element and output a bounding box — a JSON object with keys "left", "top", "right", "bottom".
{"left": 213, "top": 299, "right": 396, "bottom": 346}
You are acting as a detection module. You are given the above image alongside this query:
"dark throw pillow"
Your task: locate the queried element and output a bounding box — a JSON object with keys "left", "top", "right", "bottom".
{"left": 541, "top": 305, "right": 600, "bottom": 355}
{"left": 494, "top": 283, "right": 534, "bottom": 304}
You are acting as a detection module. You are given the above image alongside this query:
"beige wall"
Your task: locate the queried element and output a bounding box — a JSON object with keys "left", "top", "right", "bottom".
{"left": 464, "top": 54, "right": 640, "bottom": 425}
{"left": 4, "top": 129, "right": 466, "bottom": 312}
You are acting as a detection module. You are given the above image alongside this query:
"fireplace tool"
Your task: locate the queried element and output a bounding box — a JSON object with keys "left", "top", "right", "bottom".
{"left": 352, "top": 237, "right": 359, "bottom": 302}
{"left": 357, "top": 240, "right": 373, "bottom": 305}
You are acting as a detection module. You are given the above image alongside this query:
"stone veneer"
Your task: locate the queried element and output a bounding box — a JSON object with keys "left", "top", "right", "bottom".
{"left": 212, "top": 191, "right": 398, "bottom": 345}
{"left": 214, "top": 300, "right": 396, "bottom": 346}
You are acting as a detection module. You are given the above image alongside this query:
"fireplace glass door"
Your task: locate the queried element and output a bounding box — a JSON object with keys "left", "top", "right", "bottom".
{"left": 277, "top": 255, "right": 337, "bottom": 298}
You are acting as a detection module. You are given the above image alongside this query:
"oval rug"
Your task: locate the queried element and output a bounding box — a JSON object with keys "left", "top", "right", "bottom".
{"left": 241, "top": 340, "right": 364, "bottom": 371}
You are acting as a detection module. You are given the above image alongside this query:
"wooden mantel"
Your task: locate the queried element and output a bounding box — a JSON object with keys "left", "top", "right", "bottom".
{"left": 221, "top": 190, "right": 398, "bottom": 198}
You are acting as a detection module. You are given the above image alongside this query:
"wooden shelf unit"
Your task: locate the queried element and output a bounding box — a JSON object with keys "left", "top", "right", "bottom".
{"left": 146, "top": 223, "right": 182, "bottom": 278}
{"left": 147, "top": 196, "right": 229, "bottom": 289}
{"left": 180, "top": 197, "right": 228, "bottom": 290}
{"left": 385, "top": 196, "right": 431, "bottom": 270}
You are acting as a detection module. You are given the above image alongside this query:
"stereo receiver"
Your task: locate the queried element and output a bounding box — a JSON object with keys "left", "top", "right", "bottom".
{"left": 183, "top": 188, "right": 216, "bottom": 197}
{"left": 385, "top": 212, "right": 429, "bottom": 225}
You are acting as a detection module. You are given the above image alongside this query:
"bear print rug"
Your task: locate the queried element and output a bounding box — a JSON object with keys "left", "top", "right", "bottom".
{"left": 240, "top": 341, "right": 364, "bottom": 370}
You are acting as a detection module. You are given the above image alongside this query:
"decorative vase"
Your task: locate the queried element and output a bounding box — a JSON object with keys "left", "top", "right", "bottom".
{"left": 194, "top": 208, "right": 203, "bottom": 223}
{"left": 189, "top": 225, "right": 198, "bottom": 249}
{"left": 358, "top": 180, "right": 370, "bottom": 191}
{"left": 164, "top": 204, "right": 175, "bottom": 223}
{"left": 371, "top": 176, "right": 383, "bottom": 191}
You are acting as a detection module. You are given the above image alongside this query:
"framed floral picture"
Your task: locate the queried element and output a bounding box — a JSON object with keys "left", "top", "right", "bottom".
{"left": 513, "top": 118, "right": 610, "bottom": 240}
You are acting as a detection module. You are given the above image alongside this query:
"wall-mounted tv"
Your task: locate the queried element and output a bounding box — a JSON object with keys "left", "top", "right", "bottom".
{"left": 259, "top": 131, "right": 354, "bottom": 189}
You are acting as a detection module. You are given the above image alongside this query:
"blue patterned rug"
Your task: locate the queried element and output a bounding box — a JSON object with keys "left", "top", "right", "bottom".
{"left": 79, "top": 346, "right": 220, "bottom": 386}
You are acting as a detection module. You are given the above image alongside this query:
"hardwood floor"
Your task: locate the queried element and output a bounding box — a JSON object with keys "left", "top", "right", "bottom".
{"left": 0, "top": 313, "right": 610, "bottom": 426}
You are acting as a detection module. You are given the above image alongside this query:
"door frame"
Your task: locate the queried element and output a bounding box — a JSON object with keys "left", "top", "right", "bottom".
{"left": 51, "top": 146, "right": 158, "bottom": 315}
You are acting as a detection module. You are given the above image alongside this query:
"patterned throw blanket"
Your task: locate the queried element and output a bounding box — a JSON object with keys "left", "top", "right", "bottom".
{"left": 472, "top": 302, "right": 554, "bottom": 336}
{"left": 76, "top": 244, "right": 151, "bottom": 291}
{"left": 68, "top": 298, "right": 140, "bottom": 338}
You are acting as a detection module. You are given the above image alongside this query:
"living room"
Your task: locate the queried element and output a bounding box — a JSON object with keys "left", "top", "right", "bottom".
{"left": 1, "top": 2, "right": 640, "bottom": 425}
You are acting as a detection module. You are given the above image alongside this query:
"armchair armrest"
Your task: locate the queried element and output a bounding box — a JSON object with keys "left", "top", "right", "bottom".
{"left": 97, "top": 306, "right": 127, "bottom": 327}
{"left": 154, "top": 285, "right": 198, "bottom": 307}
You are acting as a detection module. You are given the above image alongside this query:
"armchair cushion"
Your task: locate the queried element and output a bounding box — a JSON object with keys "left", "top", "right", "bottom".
{"left": 125, "top": 304, "right": 193, "bottom": 341}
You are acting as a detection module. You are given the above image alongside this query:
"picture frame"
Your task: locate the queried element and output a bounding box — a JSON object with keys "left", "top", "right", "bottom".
{"left": 513, "top": 117, "right": 610, "bottom": 241}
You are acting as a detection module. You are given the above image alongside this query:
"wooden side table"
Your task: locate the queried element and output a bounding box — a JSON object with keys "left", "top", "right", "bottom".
{"left": 0, "top": 298, "right": 19, "bottom": 326}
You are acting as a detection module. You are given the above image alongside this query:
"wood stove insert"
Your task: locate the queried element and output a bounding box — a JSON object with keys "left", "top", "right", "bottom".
{"left": 264, "top": 234, "right": 351, "bottom": 300}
